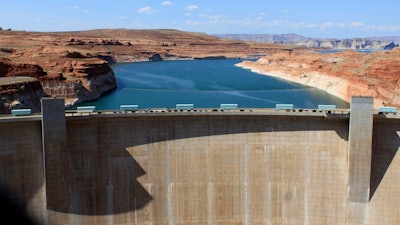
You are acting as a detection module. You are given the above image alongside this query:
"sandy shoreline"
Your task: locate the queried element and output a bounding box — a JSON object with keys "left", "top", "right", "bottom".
{"left": 235, "top": 48, "right": 400, "bottom": 109}
{"left": 235, "top": 60, "right": 351, "bottom": 105}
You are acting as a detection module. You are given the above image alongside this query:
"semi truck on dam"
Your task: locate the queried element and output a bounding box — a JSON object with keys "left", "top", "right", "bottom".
{"left": 0, "top": 96, "right": 400, "bottom": 225}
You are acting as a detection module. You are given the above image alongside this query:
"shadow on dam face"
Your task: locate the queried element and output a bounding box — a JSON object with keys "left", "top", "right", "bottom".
{"left": 46, "top": 137, "right": 153, "bottom": 215}
{"left": 370, "top": 118, "right": 400, "bottom": 200}
{"left": 0, "top": 120, "right": 44, "bottom": 224}
{"left": 44, "top": 114, "right": 349, "bottom": 216}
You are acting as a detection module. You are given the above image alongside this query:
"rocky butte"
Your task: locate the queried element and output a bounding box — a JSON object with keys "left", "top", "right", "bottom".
{"left": 237, "top": 48, "right": 400, "bottom": 109}
{"left": 0, "top": 29, "right": 294, "bottom": 113}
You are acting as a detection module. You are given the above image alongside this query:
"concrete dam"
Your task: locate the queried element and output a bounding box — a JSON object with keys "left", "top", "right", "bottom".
{"left": 0, "top": 97, "right": 400, "bottom": 225}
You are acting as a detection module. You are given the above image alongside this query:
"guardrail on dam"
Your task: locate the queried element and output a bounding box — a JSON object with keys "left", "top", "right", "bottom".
{"left": 0, "top": 96, "right": 400, "bottom": 225}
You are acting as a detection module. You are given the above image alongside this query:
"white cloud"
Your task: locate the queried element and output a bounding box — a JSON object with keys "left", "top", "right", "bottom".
{"left": 138, "top": 6, "right": 157, "bottom": 15}
{"left": 320, "top": 22, "right": 345, "bottom": 30}
{"left": 366, "top": 25, "right": 400, "bottom": 32}
{"left": 119, "top": 16, "right": 128, "bottom": 20}
{"left": 322, "top": 22, "right": 336, "bottom": 28}
{"left": 186, "top": 14, "right": 258, "bottom": 27}
{"left": 388, "top": 26, "right": 400, "bottom": 31}
{"left": 186, "top": 5, "right": 199, "bottom": 11}
{"left": 183, "top": 11, "right": 400, "bottom": 37}
{"left": 68, "top": 5, "right": 91, "bottom": 13}
{"left": 162, "top": 1, "right": 173, "bottom": 6}
{"left": 350, "top": 21, "right": 364, "bottom": 27}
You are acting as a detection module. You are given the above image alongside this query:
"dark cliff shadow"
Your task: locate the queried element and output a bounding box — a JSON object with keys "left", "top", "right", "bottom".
{"left": 0, "top": 121, "right": 44, "bottom": 224}
{"left": 68, "top": 152, "right": 152, "bottom": 215}
{"left": 0, "top": 182, "right": 41, "bottom": 225}
{"left": 46, "top": 120, "right": 153, "bottom": 215}
{"left": 370, "top": 119, "right": 400, "bottom": 200}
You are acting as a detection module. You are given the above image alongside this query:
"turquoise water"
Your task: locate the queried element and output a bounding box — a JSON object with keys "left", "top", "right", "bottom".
{"left": 75, "top": 59, "right": 349, "bottom": 110}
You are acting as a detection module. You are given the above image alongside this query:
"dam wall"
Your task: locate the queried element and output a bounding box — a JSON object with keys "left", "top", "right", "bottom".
{"left": 0, "top": 97, "right": 400, "bottom": 224}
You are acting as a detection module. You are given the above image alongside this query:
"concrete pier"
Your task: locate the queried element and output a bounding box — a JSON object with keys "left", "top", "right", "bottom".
{"left": 348, "top": 96, "right": 374, "bottom": 203}
{"left": 41, "top": 97, "right": 69, "bottom": 223}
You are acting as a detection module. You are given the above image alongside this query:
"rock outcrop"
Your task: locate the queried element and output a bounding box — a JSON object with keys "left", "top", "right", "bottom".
{"left": 236, "top": 49, "right": 400, "bottom": 109}
{"left": 0, "top": 77, "right": 47, "bottom": 113}
{"left": 0, "top": 59, "right": 48, "bottom": 113}
{"left": 0, "top": 45, "right": 117, "bottom": 111}
{"left": 42, "top": 59, "right": 116, "bottom": 107}
{"left": 0, "top": 59, "right": 46, "bottom": 78}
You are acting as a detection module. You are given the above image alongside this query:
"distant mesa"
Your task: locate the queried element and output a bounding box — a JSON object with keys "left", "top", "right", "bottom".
{"left": 214, "top": 33, "right": 400, "bottom": 50}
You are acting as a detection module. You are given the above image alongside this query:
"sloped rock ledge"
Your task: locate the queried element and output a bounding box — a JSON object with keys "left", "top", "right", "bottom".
{"left": 236, "top": 49, "right": 400, "bottom": 109}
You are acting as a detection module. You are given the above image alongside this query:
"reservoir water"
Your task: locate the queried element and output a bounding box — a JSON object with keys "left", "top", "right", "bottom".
{"left": 75, "top": 59, "right": 349, "bottom": 110}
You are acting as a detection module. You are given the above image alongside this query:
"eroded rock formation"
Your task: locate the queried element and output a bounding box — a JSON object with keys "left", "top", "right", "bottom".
{"left": 0, "top": 76, "right": 46, "bottom": 113}
{"left": 0, "top": 29, "right": 295, "bottom": 112}
{"left": 2, "top": 29, "right": 399, "bottom": 112}
{"left": 237, "top": 48, "right": 400, "bottom": 108}
{"left": 42, "top": 59, "right": 116, "bottom": 107}
{"left": 0, "top": 59, "right": 46, "bottom": 78}
{"left": 0, "top": 44, "right": 117, "bottom": 112}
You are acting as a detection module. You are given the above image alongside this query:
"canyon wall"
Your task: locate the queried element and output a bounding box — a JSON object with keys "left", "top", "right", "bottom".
{"left": 0, "top": 77, "right": 46, "bottom": 113}
{"left": 41, "top": 60, "right": 117, "bottom": 107}
{"left": 236, "top": 49, "right": 400, "bottom": 109}
{"left": 0, "top": 56, "right": 117, "bottom": 112}
{"left": 0, "top": 29, "right": 293, "bottom": 112}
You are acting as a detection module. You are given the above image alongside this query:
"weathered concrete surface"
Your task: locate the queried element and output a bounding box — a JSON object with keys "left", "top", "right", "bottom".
{"left": 0, "top": 118, "right": 46, "bottom": 224}
{"left": 1, "top": 99, "right": 400, "bottom": 224}
{"left": 346, "top": 97, "right": 374, "bottom": 224}
{"left": 41, "top": 98, "right": 68, "bottom": 225}
{"left": 51, "top": 114, "right": 349, "bottom": 225}
{"left": 348, "top": 96, "right": 374, "bottom": 203}
{"left": 368, "top": 116, "right": 400, "bottom": 225}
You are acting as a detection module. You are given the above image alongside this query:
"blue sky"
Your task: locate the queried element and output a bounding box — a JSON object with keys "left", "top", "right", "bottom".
{"left": 1, "top": 0, "right": 400, "bottom": 38}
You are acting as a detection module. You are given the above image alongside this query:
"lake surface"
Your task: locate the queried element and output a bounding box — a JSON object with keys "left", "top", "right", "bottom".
{"left": 75, "top": 59, "right": 349, "bottom": 110}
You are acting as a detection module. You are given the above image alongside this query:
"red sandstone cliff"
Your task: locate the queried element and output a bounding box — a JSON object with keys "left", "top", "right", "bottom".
{"left": 0, "top": 35, "right": 118, "bottom": 111}
{"left": 6, "top": 29, "right": 400, "bottom": 111}
{"left": 42, "top": 59, "right": 116, "bottom": 107}
{"left": 0, "top": 76, "right": 46, "bottom": 113}
{"left": 237, "top": 49, "right": 400, "bottom": 109}
{"left": 0, "top": 29, "right": 293, "bottom": 112}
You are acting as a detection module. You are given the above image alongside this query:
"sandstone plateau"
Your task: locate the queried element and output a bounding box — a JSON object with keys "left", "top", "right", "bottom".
{"left": 237, "top": 48, "right": 400, "bottom": 109}
{"left": 0, "top": 29, "right": 293, "bottom": 113}
{"left": 1, "top": 28, "right": 399, "bottom": 112}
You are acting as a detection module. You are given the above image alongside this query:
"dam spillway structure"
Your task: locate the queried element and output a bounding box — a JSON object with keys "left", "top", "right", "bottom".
{"left": 0, "top": 97, "right": 400, "bottom": 225}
